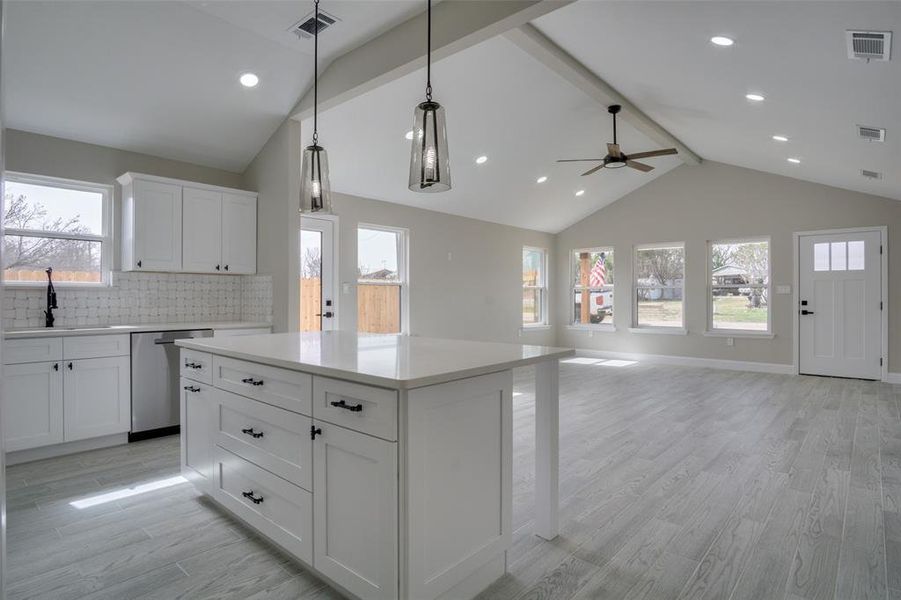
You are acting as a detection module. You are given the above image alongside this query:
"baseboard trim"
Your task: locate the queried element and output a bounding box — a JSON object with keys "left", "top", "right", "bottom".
{"left": 575, "top": 348, "right": 795, "bottom": 375}
{"left": 886, "top": 373, "right": 901, "bottom": 384}
{"left": 6, "top": 433, "right": 128, "bottom": 465}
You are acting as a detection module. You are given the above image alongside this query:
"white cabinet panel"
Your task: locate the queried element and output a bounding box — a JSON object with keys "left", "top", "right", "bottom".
{"left": 4, "top": 337, "right": 63, "bottom": 365}
{"left": 313, "top": 422, "right": 397, "bottom": 600}
{"left": 221, "top": 193, "right": 257, "bottom": 274}
{"left": 312, "top": 376, "right": 397, "bottom": 441}
{"left": 180, "top": 349, "right": 213, "bottom": 385}
{"left": 63, "top": 334, "right": 129, "bottom": 360}
{"left": 2, "top": 361, "right": 64, "bottom": 451}
{"left": 181, "top": 378, "right": 213, "bottom": 492}
{"left": 213, "top": 356, "right": 312, "bottom": 415}
{"left": 64, "top": 356, "right": 131, "bottom": 442}
{"left": 182, "top": 187, "right": 223, "bottom": 273}
{"left": 132, "top": 179, "right": 182, "bottom": 272}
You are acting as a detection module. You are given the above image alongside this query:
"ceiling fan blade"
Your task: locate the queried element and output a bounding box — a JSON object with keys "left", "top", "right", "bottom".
{"left": 557, "top": 159, "right": 603, "bottom": 163}
{"left": 607, "top": 143, "right": 621, "bottom": 158}
{"left": 581, "top": 164, "right": 606, "bottom": 177}
{"left": 626, "top": 148, "right": 678, "bottom": 160}
{"left": 626, "top": 160, "right": 654, "bottom": 173}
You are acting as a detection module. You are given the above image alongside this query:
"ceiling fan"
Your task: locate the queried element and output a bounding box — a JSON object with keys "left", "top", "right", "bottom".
{"left": 557, "top": 104, "right": 678, "bottom": 176}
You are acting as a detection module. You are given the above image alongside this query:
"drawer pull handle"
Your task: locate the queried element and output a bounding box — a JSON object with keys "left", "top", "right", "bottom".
{"left": 185, "top": 362, "right": 202, "bottom": 369}
{"left": 183, "top": 386, "right": 200, "bottom": 393}
{"left": 330, "top": 399, "right": 363, "bottom": 412}
{"left": 241, "top": 427, "right": 264, "bottom": 439}
{"left": 241, "top": 490, "right": 264, "bottom": 504}
{"left": 241, "top": 377, "right": 264, "bottom": 386}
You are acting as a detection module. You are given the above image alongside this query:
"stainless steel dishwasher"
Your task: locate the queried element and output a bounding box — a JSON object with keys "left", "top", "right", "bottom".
{"left": 130, "top": 329, "right": 213, "bottom": 441}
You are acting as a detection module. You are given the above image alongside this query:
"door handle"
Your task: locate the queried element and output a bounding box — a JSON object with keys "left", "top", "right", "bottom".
{"left": 241, "top": 490, "right": 264, "bottom": 504}
{"left": 330, "top": 399, "right": 363, "bottom": 412}
{"left": 241, "top": 377, "right": 264, "bottom": 386}
{"left": 137, "top": 260, "right": 142, "bottom": 268}
{"left": 801, "top": 310, "right": 815, "bottom": 315}
{"left": 67, "top": 362, "right": 73, "bottom": 370}
{"left": 183, "top": 385, "right": 200, "bottom": 393}
{"left": 310, "top": 425, "right": 322, "bottom": 440}
{"left": 53, "top": 363, "right": 59, "bottom": 371}
{"left": 315, "top": 311, "right": 334, "bottom": 318}
{"left": 185, "top": 362, "right": 202, "bottom": 369}
{"left": 241, "top": 427, "right": 264, "bottom": 439}
{"left": 215, "top": 264, "right": 220, "bottom": 271}
{"left": 224, "top": 265, "right": 229, "bottom": 271}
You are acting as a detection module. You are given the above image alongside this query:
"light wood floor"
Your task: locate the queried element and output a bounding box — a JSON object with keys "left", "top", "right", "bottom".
{"left": 5, "top": 362, "right": 901, "bottom": 600}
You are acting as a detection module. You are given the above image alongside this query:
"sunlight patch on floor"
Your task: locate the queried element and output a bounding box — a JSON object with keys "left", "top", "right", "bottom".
{"left": 70, "top": 475, "right": 188, "bottom": 509}
{"left": 561, "top": 357, "right": 638, "bottom": 368}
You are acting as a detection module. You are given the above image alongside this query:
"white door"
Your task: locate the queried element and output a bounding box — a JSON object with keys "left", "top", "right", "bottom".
{"left": 221, "top": 193, "right": 257, "bottom": 274}
{"left": 182, "top": 187, "right": 222, "bottom": 273}
{"left": 180, "top": 378, "right": 212, "bottom": 491}
{"left": 134, "top": 179, "right": 182, "bottom": 271}
{"left": 300, "top": 217, "right": 336, "bottom": 331}
{"left": 2, "top": 361, "right": 64, "bottom": 451}
{"left": 312, "top": 422, "right": 397, "bottom": 600}
{"left": 64, "top": 356, "right": 131, "bottom": 441}
{"left": 799, "top": 230, "right": 882, "bottom": 379}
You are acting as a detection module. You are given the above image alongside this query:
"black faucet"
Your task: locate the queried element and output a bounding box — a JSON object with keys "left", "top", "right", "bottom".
{"left": 45, "top": 267, "right": 58, "bottom": 328}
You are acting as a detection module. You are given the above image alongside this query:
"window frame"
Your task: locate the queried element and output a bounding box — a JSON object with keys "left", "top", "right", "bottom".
{"left": 706, "top": 236, "right": 773, "bottom": 337}
{"left": 522, "top": 246, "right": 549, "bottom": 328}
{"left": 3, "top": 171, "right": 113, "bottom": 287}
{"left": 631, "top": 242, "right": 686, "bottom": 332}
{"left": 569, "top": 246, "right": 615, "bottom": 331}
{"left": 356, "top": 223, "right": 409, "bottom": 334}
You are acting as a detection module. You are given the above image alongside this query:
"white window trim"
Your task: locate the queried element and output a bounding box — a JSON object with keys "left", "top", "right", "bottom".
{"left": 357, "top": 223, "right": 410, "bottom": 335}
{"left": 4, "top": 171, "right": 113, "bottom": 287}
{"left": 706, "top": 236, "right": 773, "bottom": 336}
{"left": 570, "top": 246, "right": 615, "bottom": 329}
{"left": 632, "top": 241, "right": 686, "bottom": 330}
{"left": 522, "top": 245, "right": 549, "bottom": 328}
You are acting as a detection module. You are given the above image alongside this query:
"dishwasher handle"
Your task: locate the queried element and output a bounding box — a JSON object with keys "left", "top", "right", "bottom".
{"left": 153, "top": 339, "right": 176, "bottom": 345}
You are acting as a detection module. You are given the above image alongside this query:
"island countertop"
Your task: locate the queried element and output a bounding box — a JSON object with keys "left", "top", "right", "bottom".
{"left": 175, "top": 331, "right": 574, "bottom": 389}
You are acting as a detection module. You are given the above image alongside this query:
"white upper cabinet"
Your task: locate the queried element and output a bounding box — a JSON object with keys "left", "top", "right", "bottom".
{"left": 183, "top": 187, "right": 223, "bottom": 274}
{"left": 119, "top": 173, "right": 257, "bottom": 274}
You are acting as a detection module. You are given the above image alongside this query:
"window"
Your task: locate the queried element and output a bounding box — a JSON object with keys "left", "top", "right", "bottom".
{"left": 815, "top": 240, "right": 866, "bottom": 272}
{"left": 357, "top": 225, "right": 407, "bottom": 334}
{"left": 571, "top": 248, "right": 614, "bottom": 327}
{"left": 634, "top": 244, "right": 684, "bottom": 328}
{"left": 522, "top": 247, "right": 548, "bottom": 326}
{"left": 709, "top": 239, "right": 770, "bottom": 332}
{"left": 3, "top": 172, "right": 111, "bottom": 285}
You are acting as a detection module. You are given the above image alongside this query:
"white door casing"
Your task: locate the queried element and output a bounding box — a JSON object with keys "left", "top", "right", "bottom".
{"left": 799, "top": 230, "right": 882, "bottom": 379}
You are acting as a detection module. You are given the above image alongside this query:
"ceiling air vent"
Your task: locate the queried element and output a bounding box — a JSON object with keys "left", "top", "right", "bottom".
{"left": 290, "top": 10, "right": 338, "bottom": 39}
{"left": 861, "top": 169, "right": 883, "bottom": 180}
{"left": 846, "top": 30, "right": 892, "bottom": 61}
{"left": 857, "top": 125, "right": 886, "bottom": 142}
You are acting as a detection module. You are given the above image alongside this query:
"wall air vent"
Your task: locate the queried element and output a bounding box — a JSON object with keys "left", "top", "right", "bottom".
{"left": 861, "top": 169, "right": 883, "bottom": 180}
{"left": 290, "top": 10, "right": 338, "bottom": 39}
{"left": 846, "top": 30, "right": 892, "bottom": 61}
{"left": 857, "top": 125, "right": 886, "bottom": 142}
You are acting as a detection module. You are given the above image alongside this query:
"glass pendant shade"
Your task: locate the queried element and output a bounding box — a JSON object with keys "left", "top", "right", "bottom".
{"left": 408, "top": 100, "right": 451, "bottom": 193}
{"left": 300, "top": 144, "right": 332, "bottom": 213}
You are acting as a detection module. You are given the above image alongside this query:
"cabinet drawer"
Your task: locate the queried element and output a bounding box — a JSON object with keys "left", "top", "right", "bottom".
{"left": 213, "top": 356, "right": 311, "bottom": 415}
{"left": 63, "top": 334, "right": 130, "bottom": 360}
{"left": 4, "top": 337, "right": 63, "bottom": 365}
{"left": 212, "top": 446, "right": 312, "bottom": 564}
{"left": 214, "top": 389, "right": 312, "bottom": 491}
{"left": 313, "top": 377, "right": 397, "bottom": 441}
{"left": 180, "top": 349, "right": 213, "bottom": 384}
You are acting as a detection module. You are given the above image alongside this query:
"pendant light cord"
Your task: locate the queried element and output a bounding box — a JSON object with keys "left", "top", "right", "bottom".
{"left": 313, "top": 0, "right": 320, "bottom": 145}
{"left": 425, "top": 0, "right": 432, "bottom": 101}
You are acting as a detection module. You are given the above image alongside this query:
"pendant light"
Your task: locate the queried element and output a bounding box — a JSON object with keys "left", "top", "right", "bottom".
{"left": 300, "top": 0, "right": 332, "bottom": 213}
{"left": 408, "top": 0, "right": 451, "bottom": 193}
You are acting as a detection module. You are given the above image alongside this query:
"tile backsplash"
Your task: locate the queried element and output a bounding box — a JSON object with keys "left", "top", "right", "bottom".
{"left": 3, "top": 272, "right": 273, "bottom": 330}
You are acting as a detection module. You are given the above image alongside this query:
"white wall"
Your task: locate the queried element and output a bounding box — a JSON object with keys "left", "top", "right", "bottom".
{"left": 555, "top": 160, "right": 901, "bottom": 372}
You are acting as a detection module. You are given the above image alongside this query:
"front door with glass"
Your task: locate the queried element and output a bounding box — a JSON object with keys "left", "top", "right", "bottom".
{"left": 300, "top": 217, "right": 335, "bottom": 332}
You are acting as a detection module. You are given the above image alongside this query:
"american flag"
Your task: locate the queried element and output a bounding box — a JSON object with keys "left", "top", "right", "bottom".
{"left": 589, "top": 253, "right": 607, "bottom": 287}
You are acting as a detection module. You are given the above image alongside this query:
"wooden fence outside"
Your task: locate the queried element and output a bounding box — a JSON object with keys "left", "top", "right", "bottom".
{"left": 4, "top": 269, "right": 100, "bottom": 283}
{"left": 299, "top": 278, "right": 400, "bottom": 334}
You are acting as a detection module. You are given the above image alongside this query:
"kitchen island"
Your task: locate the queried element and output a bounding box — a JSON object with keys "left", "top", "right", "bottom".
{"left": 175, "top": 331, "right": 573, "bottom": 600}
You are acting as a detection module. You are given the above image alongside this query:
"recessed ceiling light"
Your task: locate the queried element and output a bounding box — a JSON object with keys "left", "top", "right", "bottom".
{"left": 772, "top": 135, "right": 789, "bottom": 142}
{"left": 405, "top": 130, "right": 414, "bottom": 140}
{"left": 745, "top": 93, "right": 765, "bottom": 102}
{"left": 239, "top": 73, "right": 259, "bottom": 88}
{"left": 787, "top": 157, "right": 801, "bottom": 164}
{"left": 710, "top": 36, "right": 734, "bottom": 47}
{"left": 536, "top": 176, "right": 548, "bottom": 184}
{"left": 575, "top": 190, "right": 585, "bottom": 197}
{"left": 475, "top": 155, "right": 488, "bottom": 164}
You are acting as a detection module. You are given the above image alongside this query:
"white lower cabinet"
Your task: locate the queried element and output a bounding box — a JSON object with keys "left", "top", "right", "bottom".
{"left": 313, "top": 421, "right": 398, "bottom": 600}
{"left": 180, "top": 378, "right": 213, "bottom": 491}
{"left": 2, "top": 361, "right": 64, "bottom": 451}
{"left": 63, "top": 356, "right": 131, "bottom": 442}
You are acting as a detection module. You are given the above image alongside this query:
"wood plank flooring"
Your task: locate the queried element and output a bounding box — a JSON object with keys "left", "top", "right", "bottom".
{"left": 5, "top": 361, "right": 900, "bottom": 600}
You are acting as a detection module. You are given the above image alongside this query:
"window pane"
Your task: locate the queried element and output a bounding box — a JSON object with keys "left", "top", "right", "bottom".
{"left": 572, "top": 249, "right": 614, "bottom": 326}
{"left": 636, "top": 246, "right": 683, "bottom": 283}
{"left": 636, "top": 287, "right": 683, "bottom": 327}
{"left": 523, "top": 249, "right": 543, "bottom": 287}
{"left": 5, "top": 180, "right": 104, "bottom": 235}
{"left": 635, "top": 246, "right": 683, "bottom": 327}
{"left": 710, "top": 240, "right": 769, "bottom": 331}
{"left": 814, "top": 242, "right": 830, "bottom": 271}
{"left": 572, "top": 288, "right": 614, "bottom": 325}
{"left": 358, "top": 228, "right": 399, "bottom": 282}
{"left": 358, "top": 283, "right": 400, "bottom": 333}
{"left": 572, "top": 249, "right": 614, "bottom": 286}
{"left": 831, "top": 242, "right": 846, "bottom": 271}
{"left": 3, "top": 235, "right": 102, "bottom": 283}
{"left": 712, "top": 287, "right": 768, "bottom": 331}
{"left": 523, "top": 289, "right": 541, "bottom": 324}
{"left": 848, "top": 240, "right": 865, "bottom": 270}
{"left": 299, "top": 230, "right": 322, "bottom": 332}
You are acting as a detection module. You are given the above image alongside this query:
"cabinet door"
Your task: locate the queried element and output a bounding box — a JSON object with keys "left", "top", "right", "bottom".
{"left": 64, "top": 356, "right": 131, "bottom": 442}
{"left": 220, "top": 193, "right": 257, "bottom": 274}
{"left": 180, "top": 378, "right": 212, "bottom": 491}
{"left": 182, "top": 187, "right": 222, "bottom": 273}
{"left": 313, "top": 422, "right": 397, "bottom": 600}
{"left": 2, "top": 361, "right": 64, "bottom": 451}
{"left": 133, "top": 179, "right": 182, "bottom": 271}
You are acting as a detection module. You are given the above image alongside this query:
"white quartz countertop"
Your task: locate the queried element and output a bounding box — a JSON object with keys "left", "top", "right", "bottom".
{"left": 176, "top": 331, "right": 574, "bottom": 389}
{"left": 4, "top": 321, "right": 271, "bottom": 340}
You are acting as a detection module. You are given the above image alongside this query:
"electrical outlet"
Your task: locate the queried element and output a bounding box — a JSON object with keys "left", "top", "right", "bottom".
{"left": 342, "top": 282, "right": 352, "bottom": 294}
{"left": 727, "top": 337, "right": 734, "bottom": 347}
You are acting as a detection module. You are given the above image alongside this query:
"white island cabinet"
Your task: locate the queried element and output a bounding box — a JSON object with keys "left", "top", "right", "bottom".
{"left": 176, "top": 331, "right": 573, "bottom": 600}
